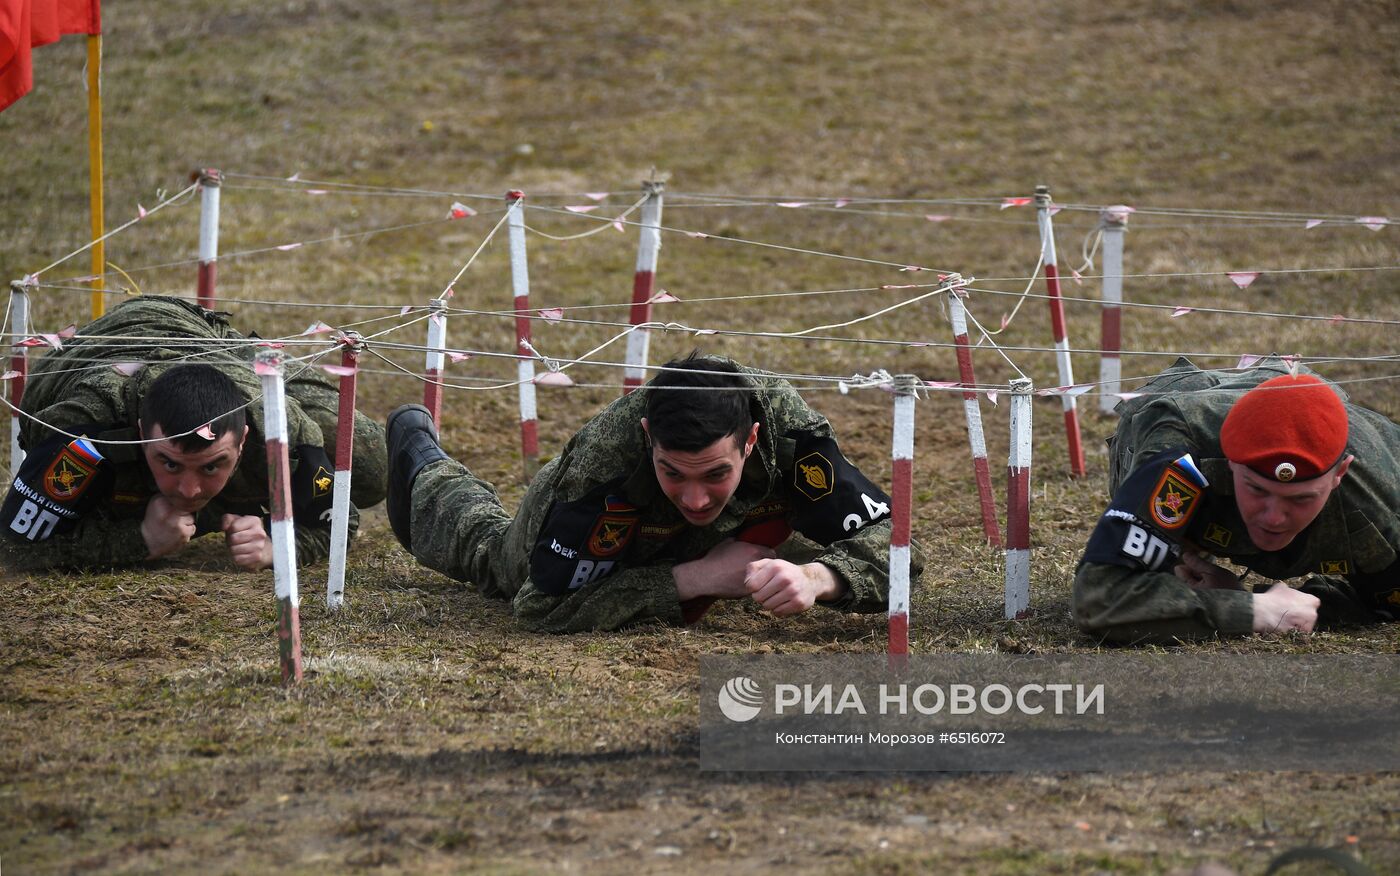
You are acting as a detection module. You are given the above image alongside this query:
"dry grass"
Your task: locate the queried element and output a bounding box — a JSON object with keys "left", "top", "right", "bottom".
{"left": 1, "top": 0, "right": 1398, "bottom": 872}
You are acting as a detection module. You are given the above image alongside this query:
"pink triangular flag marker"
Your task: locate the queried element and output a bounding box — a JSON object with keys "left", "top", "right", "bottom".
{"left": 1227, "top": 272, "right": 1259, "bottom": 288}
{"left": 1116, "top": 392, "right": 1144, "bottom": 402}
{"left": 1065, "top": 384, "right": 1093, "bottom": 397}
{"left": 1328, "top": 314, "right": 1346, "bottom": 325}
{"left": 17, "top": 337, "right": 46, "bottom": 348}
{"left": 449, "top": 202, "right": 476, "bottom": 219}
{"left": 534, "top": 372, "right": 574, "bottom": 386}
{"left": 306, "top": 189, "right": 328, "bottom": 195}
{"left": 985, "top": 390, "right": 999, "bottom": 406}
{"left": 253, "top": 360, "right": 281, "bottom": 376}
{"left": 195, "top": 423, "right": 217, "bottom": 441}
{"left": 564, "top": 205, "right": 598, "bottom": 213}
{"left": 255, "top": 341, "right": 286, "bottom": 349}
{"left": 1001, "top": 197, "right": 1031, "bottom": 210}
{"left": 443, "top": 286, "right": 455, "bottom": 299}
{"left": 776, "top": 202, "right": 808, "bottom": 208}
{"left": 299, "top": 321, "right": 335, "bottom": 336}
{"left": 1357, "top": 216, "right": 1388, "bottom": 231}
{"left": 0, "top": 370, "right": 19, "bottom": 381}
{"left": 538, "top": 307, "right": 564, "bottom": 323}
{"left": 276, "top": 242, "right": 303, "bottom": 252}
{"left": 1035, "top": 388, "right": 1056, "bottom": 397}
{"left": 448, "top": 351, "right": 472, "bottom": 363}
{"left": 584, "top": 192, "right": 609, "bottom": 201}
{"left": 110, "top": 363, "right": 142, "bottom": 376}
{"left": 1171, "top": 307, "right": 1193, "bottom": 318}
{"left": 686, "top": 231, "right": 709, "bottom": 239}
{"left": 833, "top": 199, "right": 850, "bottom": 209}
{"left": 1237, "top": 354, "right": 1261, "bottom": 369}
{"left": 287, "top": 172, "right": 301, "bottom": 182}
{"left": 1305, "top": 219, "right": 1324, "bottom": 230}
{"left": 925, "top": 214, "right": 952, "bottom": 223}
{"left": 320, "top": 364, "right": 357, "bottom": 377}
{"left": 400, "top": 305, "right": 414, "bottom": 315}
{"left": 1071, "top": 269, "right": 1084, "bottom": 284}
{"left": 57, "top": 324, "right": 77, "bottom": 339}
{"left": 649, "top": 291, "right": 679, "bottom": 303}
{"left": 613, "top": 220, "right": 625, "bottom": 232}
{"left": 924, "top": 380, "right": 958, "bottom": 389}
{"left": 1048, "top": 206, "right": 1063, "bottom": 216}
{"left": 1104, "top": 205, "right": 1135, "bottom": 222}
{"left": 137, "top": 204, "right": 148, "bottom": 219}
{"left": 1000, "top": 313, "right": 1011, "bottom": 331}
{"left": 41, "top": 334, "right": 63, "bottom": 349}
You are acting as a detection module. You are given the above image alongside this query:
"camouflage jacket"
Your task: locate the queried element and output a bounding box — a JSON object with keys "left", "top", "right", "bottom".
{"left": 503, "top": 369, "right": 924, "bottom": 631}
{"left": 1073, "top": 358, "right": 1400, "bottom": 643}
{"left": 1, "top": 296, "right": 386, "bottom": 571}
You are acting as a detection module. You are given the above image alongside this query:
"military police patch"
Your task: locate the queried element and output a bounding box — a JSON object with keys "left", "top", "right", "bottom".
{"left": 793, "top": 451, "right": 834, "bottom": 502}
{"left": 1148, "top": 464, "right": 1203, "bottom": 531}
{"left": 587, "top": 514, "right": 636, "bottom": 557}
{"left": 311, "top": 465, "right": 334, "bottom": 499}
{"left": 42, "top": 439, "right": 102, "bottom": 502}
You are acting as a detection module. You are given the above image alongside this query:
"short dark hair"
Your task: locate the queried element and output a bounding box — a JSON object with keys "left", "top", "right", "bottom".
{"left": 644, "top": 353, "right": 754, "bottom": 452}
{"left": 139, "top": 364, "right": 248, "bottom": 452}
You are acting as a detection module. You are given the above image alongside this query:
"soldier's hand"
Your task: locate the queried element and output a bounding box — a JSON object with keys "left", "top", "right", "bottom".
{"left": 744, "top": 559, "right": 845, "bottom": 617}
{"left": 1174, "top": 551, "right": 1243, "bottom": 590}
{"left": 222, "top": 514, "right": 273, "bottom": 570}
{"left": 1252, "top": 582, "right": 1319, "bottom": 634}
{"left": 674, "top": 539, "right": 777, "bottom": 600}
{"left": 141, "top": 496, "right": 196, "bottom": 559}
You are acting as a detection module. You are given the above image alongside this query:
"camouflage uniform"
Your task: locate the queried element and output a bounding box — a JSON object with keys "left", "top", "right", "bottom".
{"left": 1074, "top": 358, "right": 1400, "bottom": 643}
{"left": 408, "top": 368, "right": 922, "bottom": 632}
{"left": 0, "top": 296, "right": 387, "bottom": 570}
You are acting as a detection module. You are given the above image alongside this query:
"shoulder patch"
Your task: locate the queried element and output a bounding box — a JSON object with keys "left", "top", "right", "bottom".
{"left": 1202, "top": 522, "right": 1233, "bottom": 548}
{"left": 530, "top": 480, "right": 637, "bottom": 596}
{"left": 793, "top": 452, "right": 834, "bottom": 501}
{"left": 588, "top": 509, "right": 636, "bottom": 557}
{"left": 310, "top": 465, "right": 334, "bottom": 499}
{"left": 1319, "top": 559, "right": 1350, "bottom": 575}
{"left": 1148, "top": 463, "right": 1204, "bottom": 531}
{"left": 785, "top": 430, "right": 891, "bottom": 545}
{"left": 43, "top": 438, "right": 103, "bottom": 502}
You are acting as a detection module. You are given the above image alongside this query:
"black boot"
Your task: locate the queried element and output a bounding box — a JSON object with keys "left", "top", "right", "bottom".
{"left": 385, "top": 404, "right": 449, "bottom": 552}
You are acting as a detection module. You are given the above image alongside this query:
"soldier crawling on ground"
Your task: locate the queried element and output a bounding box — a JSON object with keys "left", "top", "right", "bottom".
{"left": 1074, "top": 358, "right": 1399, "bottom": 643}
{"left": 384, "top": 353, "right": 923, "bottom": 632}
{"left": 0, "top": 296, "right": 386, "bottom": 570}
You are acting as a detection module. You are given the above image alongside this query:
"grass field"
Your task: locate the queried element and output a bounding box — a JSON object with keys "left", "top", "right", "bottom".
{"left": 2, "top": 0, "right": 1398, "bottom": 872}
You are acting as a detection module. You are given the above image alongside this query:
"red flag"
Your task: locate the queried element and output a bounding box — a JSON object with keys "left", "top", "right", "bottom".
{"left": 57, "top": 0, "right": 98, "bottom": 35}
{"left": 0, "top": 0, "right": 98, "bottom": 113}
{"left": 0, "top": 0, "right": 35, "bottom": 112}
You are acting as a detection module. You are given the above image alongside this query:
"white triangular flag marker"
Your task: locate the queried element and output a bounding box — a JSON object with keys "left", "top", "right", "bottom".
{"left": 535, "top": 372, "right": 574, "bottom": 386}
{"left": 1357, "top": 216, "right": 1388, "bottom": 231}
{"left": 538, "top": 308, "right": 564, "bottom": 323}
{"left": 1227, "top": 272, "right": 1259, "bottom": 289}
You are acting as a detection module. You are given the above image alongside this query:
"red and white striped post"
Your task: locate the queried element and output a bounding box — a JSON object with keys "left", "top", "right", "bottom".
{"left": 622, "top": 179, "right": 665, "bottom": 394}
{"left": 888, "top": 374, "right": 917, "bottom": 665}
{"left": 8, "top": 283, "right": 30, "bottom": 470}
{"left": 1005, "top": 377, "right": 1033, "bottom": 619}
{"left": 195, "top": 168, "right": 222, "bottom": 310}
{"left": 254, "top": 349, "right": 302, "bottom": 684}
{"left": 506, "top": 191, "right": 539, "bottom": 478}
{"left": 423, "top": 297, "right": 448, "bottom": 424}
{"left": 947, "top": 289, "right": 1002, "bottom": 547}
{"left": 1034, "top": 185, "right": 1086, "bottom": 477}
{"left": 1098, "top": 206, "right": 1130, "bottom": 413}
{"left": 326, "top": 332, "right": 362, "bottom": 612}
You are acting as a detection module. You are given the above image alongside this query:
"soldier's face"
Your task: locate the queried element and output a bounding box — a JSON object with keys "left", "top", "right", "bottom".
{"left": 1229, "top": 457, "right": 1350, "bottom": 551}
{"left": 644, "top": 421, "right": 760, "bottom": 526}
{"left": 141, "top": 423, "right": 249, "bottom": 514}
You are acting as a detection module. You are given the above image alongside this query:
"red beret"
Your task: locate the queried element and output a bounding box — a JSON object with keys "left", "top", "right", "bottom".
{"left": 1220, "top": 374, "right": 1348, "bottom": 482}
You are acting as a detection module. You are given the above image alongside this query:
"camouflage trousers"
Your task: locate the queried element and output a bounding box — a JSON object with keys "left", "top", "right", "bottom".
{"left": 408, "top": 457, "right": 560, "bottom": 599}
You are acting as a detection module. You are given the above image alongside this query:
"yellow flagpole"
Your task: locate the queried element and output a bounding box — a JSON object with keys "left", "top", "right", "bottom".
{"left": 86, "top": 33, "right": 105, "bottom": 318}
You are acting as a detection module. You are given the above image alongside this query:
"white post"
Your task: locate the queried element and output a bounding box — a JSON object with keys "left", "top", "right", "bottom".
{"left": 1005, "top": 377, "right": 1033, "bottom": 620}
{"left": 326, "top": 333, "right": 362, "bottom": 612}
{"left": 623, "top": 179, "right": 665, "bottom": 394}
{"left": 506, "top": 191, "right": 539, "bottom": 477}
{"left": 888, "top": 375, "right": 917, "bottom": 666}
{"left": 196, "top": 168, "right": 221, "bottom": 310}
{"left": 1098, "top": 206, "right": 1129, "bottom": 412}
{"left": 8, "top": 284, "right": 30, "bottom": 471}
{"left": 255, "top": 349, "right": 302, "bottom": 683}
{"left": 423, "top": 297, "right": 448, "bottom": 424}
